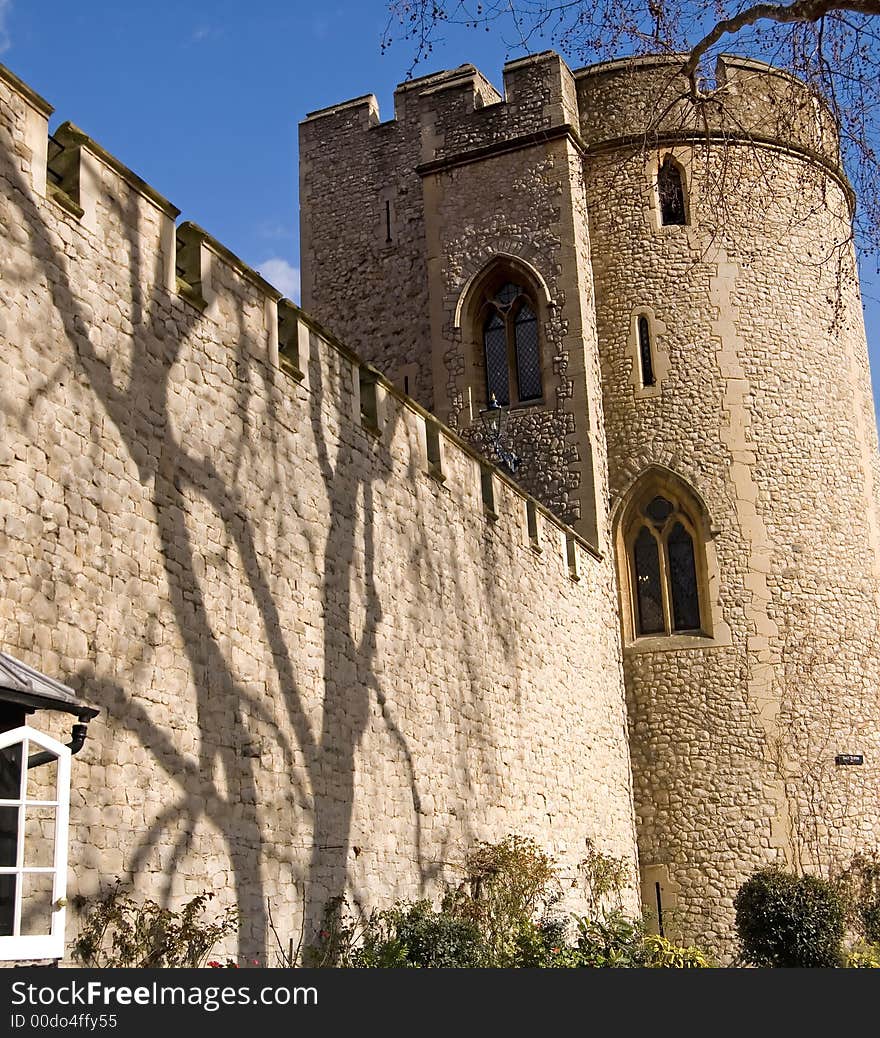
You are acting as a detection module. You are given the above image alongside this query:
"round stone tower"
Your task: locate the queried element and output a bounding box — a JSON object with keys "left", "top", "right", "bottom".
{"left": 580, "top": 54, "right": 880, "bottom": 954}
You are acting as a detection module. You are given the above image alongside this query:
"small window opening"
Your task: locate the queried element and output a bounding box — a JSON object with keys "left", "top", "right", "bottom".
{"left": 45, "top": 133, "right": 84, "bottom": 219}
{"left": 637, "top": 316, "right": 656, "bottom": 388}
{"left": 384, "top": 200, "right": 392, "bottom": 244}
{"left": 278, "top": 308, "right": 304, "bottom": 381}
{"left": 175, "top": 229, "right": 207, "bottom": 310}
{"left": 359, "top": 369, "right": 380, "bottom": 433}
{"left": 480, "top": 465, "right": 497, "bottom": 519}
{"left": 565, "top": 533, "right": 580, "bottom": 581}
{"left": 658, "top": 156, "right": 686, "bottom": 226}
{"left": 526, "top": 499, "right": 540, "bottom": 550}
{"left": 425, "top": 420, "right": 445, "bottom": 482}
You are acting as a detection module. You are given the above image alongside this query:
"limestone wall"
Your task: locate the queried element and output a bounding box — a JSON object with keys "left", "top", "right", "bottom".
{"left": 301, "top": 48, "right": 880, "bottom": 962}
{"left": 300, "top": 53, "right": 604, "bottom": 540}
{"left": 0, "top": 63, "right": 640, "bottom": 963}
{"left": 587, "top": 126, "right": 880, "bottom": 954}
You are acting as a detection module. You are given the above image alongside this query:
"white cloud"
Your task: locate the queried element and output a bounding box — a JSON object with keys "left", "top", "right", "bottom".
{"left": 258, "top": 258, "right": 300, "bottom": 303}
{"left": 0, "top": 1, "right": 13, "bottom": 55}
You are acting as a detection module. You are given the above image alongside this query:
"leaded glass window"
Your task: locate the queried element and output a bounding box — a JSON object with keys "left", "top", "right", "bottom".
{"left": 634, "top": 527, "right": 664, "bottom": 635}
{"left": 668, "top": 522, "right": 700, "bottom": 631}
{"left": 627, "top": 490, "right": 705, "bottom": 637}
{"left": 484, "top": 310, "right": 510, "bottom": 406}
{"left": 515, "top": 305, "right": 541, "bottom": 401}
{"left": 480, "top": 281, "right": 543, "bottom": 406}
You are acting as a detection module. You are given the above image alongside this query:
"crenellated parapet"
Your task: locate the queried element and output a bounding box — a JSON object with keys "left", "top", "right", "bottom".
{"left": 0, "top": 59, "right": 599, "bottom": 588}
{"left": 576, "top": 53, "right": 843, "bottom": 182}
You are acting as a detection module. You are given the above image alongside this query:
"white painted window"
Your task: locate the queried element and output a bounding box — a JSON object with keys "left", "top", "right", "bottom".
{"left": 0, "top": 726, "right": 71, "bottom": 961}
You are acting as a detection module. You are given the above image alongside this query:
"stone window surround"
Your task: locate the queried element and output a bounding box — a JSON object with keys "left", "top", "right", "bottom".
{"left": 627, "top": 307, "right": 669, "bottom": 400}
{"left": 614, "top": 467, "right": 731, "bottom": 653}
{"left": 453, "top": 253, "right": 554, "bottom": 419}
{"left": 651, "top": 151, "right": 691, "bottom": 233}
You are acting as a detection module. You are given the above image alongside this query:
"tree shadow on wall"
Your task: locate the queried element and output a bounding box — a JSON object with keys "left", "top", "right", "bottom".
{"left": 2, "top": 150, "right": 431, "bottom": 961}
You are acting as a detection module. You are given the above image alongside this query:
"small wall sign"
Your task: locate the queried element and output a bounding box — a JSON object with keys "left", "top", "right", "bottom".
{"left": 835, "top": 754, "right": 864, "bottom": 766}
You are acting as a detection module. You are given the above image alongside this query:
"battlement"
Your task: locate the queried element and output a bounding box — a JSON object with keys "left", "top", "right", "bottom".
{"left": 301, "top": 49, "right": 843, "bottom": 180}
{"left": 575, "top": 51, "right": 842, "bottom": 172}
{"left": 0, "top": 59, "right": 599, "bottom": 580}
{"left": 300, "top": 50, "right": 582, "bottom": 169}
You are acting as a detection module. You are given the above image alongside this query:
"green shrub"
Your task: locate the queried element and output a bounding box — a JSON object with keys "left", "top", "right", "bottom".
{"left": 73, "top": 883, "right": 238, "bottom": 968}
{"left": 306, "top": 835, "right": 712, "bottom": 968}
{"left": 835, "top": 851, "right": 880, "bottom": 945}
{"left": 355, "top": 900, "right": 484, "bottom": 968}
{"left": 734, "top": 867, "right": 845, "bottom": 967}
{"left": 442, "top": 833, "right": 561, "bottom": 967}
{"left": 641, "top": 933, "right": 713, "bottom": 968}
{"left": 845, "top": 943, "right": 880, "bottom": 968}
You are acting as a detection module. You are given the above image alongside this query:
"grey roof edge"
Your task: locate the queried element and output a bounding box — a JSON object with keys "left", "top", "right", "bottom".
{"left": 0, "top": 651, "right": 99, "bottom": 720}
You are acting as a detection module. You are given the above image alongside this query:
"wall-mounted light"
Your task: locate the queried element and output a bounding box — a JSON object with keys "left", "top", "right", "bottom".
{"left": 479, "top": 394, "right": 520, "bottom": 475}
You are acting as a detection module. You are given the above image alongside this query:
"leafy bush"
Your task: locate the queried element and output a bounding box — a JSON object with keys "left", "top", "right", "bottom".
{"left": 306, "top": 834, "right": 711, "bottom": 968}
{"left": 73, "top": 882, "right": 238, "bottom": 968}
{"left": 845, "top": 943, "right": 880, "bottom": 968}
{"left": 570, "top": 912, "right": 710, "bottom": 968}
{"left": 355, "top": 900, "right": 484, "bottom": 968}
{"left": 734, "top": 867, "right": 845, "bottom": 967}
{"left": 835, "top": 852, "right": 880, "bottom": 945}
{"left": 442, "top": 833, "right": 561, "bottom": 967}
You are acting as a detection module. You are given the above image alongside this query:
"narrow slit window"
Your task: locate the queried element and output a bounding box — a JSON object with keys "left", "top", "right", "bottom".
{"left": 526, "top": 499, "right": 540, "bottom": 549}
{"left": 359, "top": 370, "right": 379, "bottom": 432}
{"left": 658, "top": 156, "right": 686, "bottom": 226}
{"left": 637, "top": 315, "right": 656, "bottom": 388}
{"left": 425, "top": 419, "right": 444, "bottom": 481}
{"left": 565, "top": 533, "right": 580, "bottom": 581}
{"left": 480, "top": 466, "right": 497, "bottom": 518}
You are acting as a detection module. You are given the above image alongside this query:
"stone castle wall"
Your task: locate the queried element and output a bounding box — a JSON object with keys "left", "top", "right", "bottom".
{"left": 300, "top": 53, "right": 606, "bottom": 540}
{"left": 0, "top": 64, "right": 640, "bottom": 963}
{"left": 303, "top": 50, "right": 880, "bottom": 959}
{"left": 581, "top": 57, "right": 880, "bottom": 952}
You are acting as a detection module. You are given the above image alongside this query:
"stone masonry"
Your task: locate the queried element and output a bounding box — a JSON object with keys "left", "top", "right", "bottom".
{"left": 0, "top": 61, "right": 640, "bottom": 963}
{"left": 302, "top": 50, "right": 880, "bottom": 957}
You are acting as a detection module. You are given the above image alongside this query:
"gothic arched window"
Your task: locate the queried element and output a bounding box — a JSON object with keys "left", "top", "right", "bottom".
{"left": 658, "top": 156, "right": 687, "bottom": 226}
{"left": 625, "top": 491, "right": 704, "bottom": 637}
{"left": 482, "top": 281, "right": 543, "bottom": 407}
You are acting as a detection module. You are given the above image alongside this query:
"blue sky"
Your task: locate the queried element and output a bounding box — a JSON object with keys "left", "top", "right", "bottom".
{"left": 3, "top": 0, "right": 879, "bottom": 417}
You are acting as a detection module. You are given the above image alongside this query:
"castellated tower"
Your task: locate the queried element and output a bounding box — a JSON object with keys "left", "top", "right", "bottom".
{"left": 301, "top": 51, "right": 880, "bottom": 954}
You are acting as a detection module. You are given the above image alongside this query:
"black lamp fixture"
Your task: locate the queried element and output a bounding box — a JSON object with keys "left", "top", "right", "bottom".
{"left": 479, "top": 394, "right": 520, "bottom": 474}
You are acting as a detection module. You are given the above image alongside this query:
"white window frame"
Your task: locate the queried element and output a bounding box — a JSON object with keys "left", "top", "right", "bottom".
{"left": 0, "top": 725, "right": 71, "bottom": 961}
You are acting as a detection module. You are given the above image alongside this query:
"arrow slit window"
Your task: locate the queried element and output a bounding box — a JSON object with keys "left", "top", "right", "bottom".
{"left": 658, "top": 156, "right": 687, "bottom": 226}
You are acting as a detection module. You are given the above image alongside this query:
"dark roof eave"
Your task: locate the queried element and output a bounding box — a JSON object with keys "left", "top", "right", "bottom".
{"left": 0, "top": 686, "right": 99, "bottom": 720}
